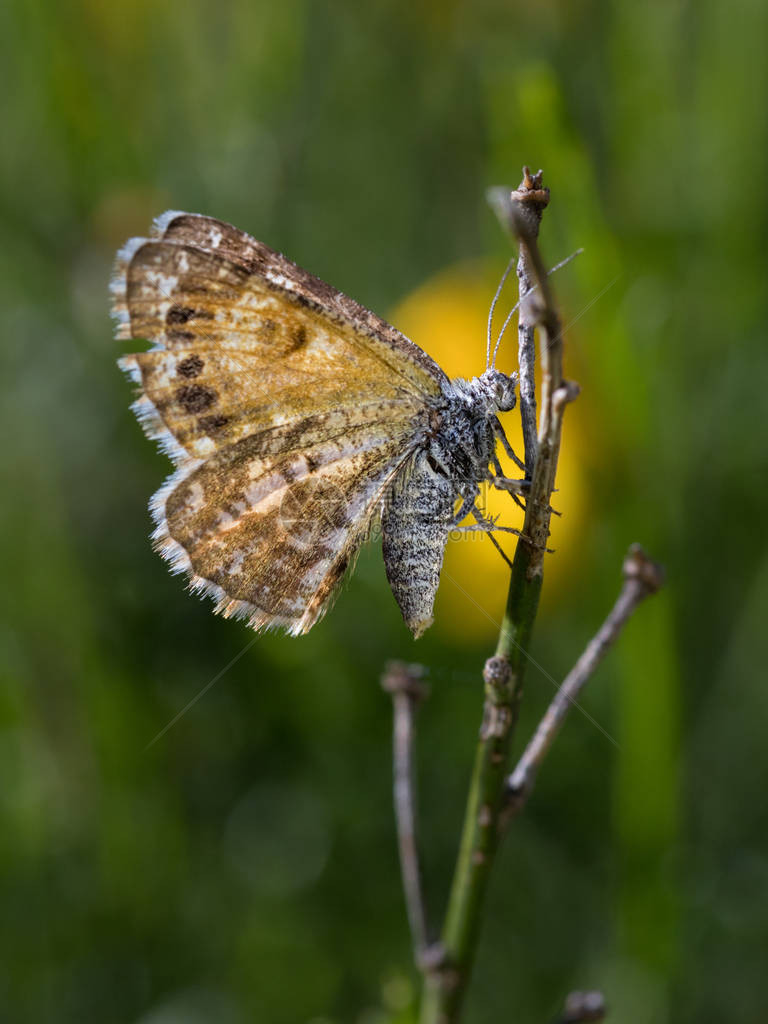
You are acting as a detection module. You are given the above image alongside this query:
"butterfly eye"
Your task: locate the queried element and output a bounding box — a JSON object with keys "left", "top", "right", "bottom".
{"left": 495, "top": 378, "right": 516, "bottom": 412}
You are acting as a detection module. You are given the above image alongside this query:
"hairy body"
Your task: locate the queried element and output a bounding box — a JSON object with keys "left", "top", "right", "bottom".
{"left": 382, "top": 372, "right": 516, "bottom": 635}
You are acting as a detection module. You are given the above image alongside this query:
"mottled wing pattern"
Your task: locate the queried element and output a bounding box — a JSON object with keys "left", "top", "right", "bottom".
{"left": 113, "top": 212, "right": 446, "bottom": 634}
{"left": 154, "top": 417, "right": 416, "bottom": 634}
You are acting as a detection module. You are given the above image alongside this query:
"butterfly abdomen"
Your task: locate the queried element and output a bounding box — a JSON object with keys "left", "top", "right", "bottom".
{"left": 382, "top": 451, "right": 455, "bottom": 637}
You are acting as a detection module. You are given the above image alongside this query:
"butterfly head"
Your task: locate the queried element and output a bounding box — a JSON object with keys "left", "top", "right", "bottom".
{"left": 473, "top": 368, "right": 518, "bottom": 415}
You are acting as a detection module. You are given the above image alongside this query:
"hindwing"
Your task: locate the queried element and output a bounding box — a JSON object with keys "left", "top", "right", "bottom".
{"left": 155, "top": 416, "right": 416, "bottom": 634}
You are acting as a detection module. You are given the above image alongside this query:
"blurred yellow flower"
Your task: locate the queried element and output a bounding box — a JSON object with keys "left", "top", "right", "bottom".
{"left": 390, "top": 263, "right": 589, "bottom": 641}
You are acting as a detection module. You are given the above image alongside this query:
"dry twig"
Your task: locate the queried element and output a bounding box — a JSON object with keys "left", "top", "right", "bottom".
{"left": 505, "top": 545, "right": 664, "bottom": 819}
{"left": 381, "top": 661, "right": 432, "bottom": 962}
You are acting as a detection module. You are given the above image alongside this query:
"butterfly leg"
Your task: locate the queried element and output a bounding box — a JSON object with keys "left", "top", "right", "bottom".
{"left": 461, "top": 506, "right": 516, "bottom": 570}
{"left": 449, "top": 486, "right": 481, "bottom": 529}
{"left": 490, "top": 464, "right": 529, "bottom": 515}
{"left": 490, "top": 458, "right": 529, "bottom": 492}
{"left": 453, "top": 508, "right": 522, "bottom": 537}
{"left": 456, "top": 507, "right": 555, "bottom": 558}
{"left": 493, "top": 416, "right": 526, "bottom": 472}
{"left": 484, "top": 530, "right": 515, "bottom": 571}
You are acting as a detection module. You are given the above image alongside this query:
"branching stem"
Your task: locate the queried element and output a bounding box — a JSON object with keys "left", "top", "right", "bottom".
{"left": 505, "top": 545, "right": 664, "bottom": 820}
{"left": 411, "top": 169, "right": 662, "bottom": 1024}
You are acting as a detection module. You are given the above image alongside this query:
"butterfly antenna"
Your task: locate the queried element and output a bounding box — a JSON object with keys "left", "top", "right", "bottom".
{"left": 486, "top": 256, "right": 516, "bottom": 369}
{"left": 490, "top": 247, "right": 584, "bottom": 368}
{"left": 548, "top": 247, "right": 584, "bottom": 277}
{"left": 490, "top": 296, "right": 522, "bottom": 368}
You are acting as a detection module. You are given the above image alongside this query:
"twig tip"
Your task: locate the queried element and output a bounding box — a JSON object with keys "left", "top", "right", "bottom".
{"left": 622, "top": 544, "right": 665, "bottom": 594}
{"left": 512, "top": 166, "right": 551, "bottom": 209}
{"left": 559, "top": 990, "right": 606, "bottom": 1023}
{"left": 381, "top": 660, "right": 429, "bottom": 702}
{"left": 553, "top": 379, "right": 581, "bottom": 412}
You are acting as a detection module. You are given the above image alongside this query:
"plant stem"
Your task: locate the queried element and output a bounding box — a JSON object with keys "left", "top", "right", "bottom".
{"left": 419, "top": 168, "right": 566, "bottom": 1024}
{"left": 419, "top": 542, "right": 541, "bottom": 1023}
{"left": 414, "top": 172, "right": 663, "bottom": 1024}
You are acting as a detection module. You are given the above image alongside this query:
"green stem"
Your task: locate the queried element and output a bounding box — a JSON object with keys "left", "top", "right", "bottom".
{"left": 419, "top": 543, "right": 542, "bottom": 1024}
{"left": 419, "top": 168, "right": 561, "bottom": 1024}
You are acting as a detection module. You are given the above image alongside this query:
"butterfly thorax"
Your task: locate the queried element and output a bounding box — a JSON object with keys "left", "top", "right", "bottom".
{"left": 425, "top": 368, "right": 517, "bottom": 486}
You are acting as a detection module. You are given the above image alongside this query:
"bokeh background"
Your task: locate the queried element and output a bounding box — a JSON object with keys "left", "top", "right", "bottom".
{"left": 2, "top": 1, "right": 767, "bottom": 1022}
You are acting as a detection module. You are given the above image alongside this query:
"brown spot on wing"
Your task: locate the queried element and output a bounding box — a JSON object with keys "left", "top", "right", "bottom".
{"left": 167, "top": 305, "right": 196, "bottom": 325}
{"left": 177, "top": 354, "right": 205, "bottom": 378}
{"left": 176, "top": 383, "right": 217, "bottom": 413}
{"left": 166, "top": 304, "right": 214, "bottom": 325}
{"left": 198, "top": 413, "right": 229, "bottom": 434}
{"left": 286, "top": 324, "right": 307, "bottom": 353}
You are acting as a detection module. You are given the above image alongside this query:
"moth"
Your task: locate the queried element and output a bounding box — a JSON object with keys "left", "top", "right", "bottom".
{"left": 113, "top": 212, "right": 524, "bottom": 637}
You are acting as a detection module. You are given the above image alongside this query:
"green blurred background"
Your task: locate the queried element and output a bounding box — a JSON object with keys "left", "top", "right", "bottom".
{"left": 2, "top": 1, "right": 767, "bottom": 1021}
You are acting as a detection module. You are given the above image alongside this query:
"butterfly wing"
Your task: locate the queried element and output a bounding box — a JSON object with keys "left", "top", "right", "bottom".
{"left": 112, "top": 211, "right": 447, "bottom": 463}
{"left": 113, "top": 212, "right": 444, "bottom": 633}
{"left": 155, "top": 415, "right": 416, "bottom": 634}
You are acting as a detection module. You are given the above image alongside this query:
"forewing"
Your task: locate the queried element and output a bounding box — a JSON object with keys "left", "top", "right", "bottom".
{"left": 113, "top": 212, "right": 446, "bottom": 463}
{"left": 150, "top": 210, "right": 446, "bottom": 391}
{"left": 155, "top": 416, "right": 413, "bottom": 635}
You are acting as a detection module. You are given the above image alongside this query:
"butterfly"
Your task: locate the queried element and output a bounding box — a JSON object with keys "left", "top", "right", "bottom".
{"left": 113, "top": 211, "right": 524, "bottom": 638}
